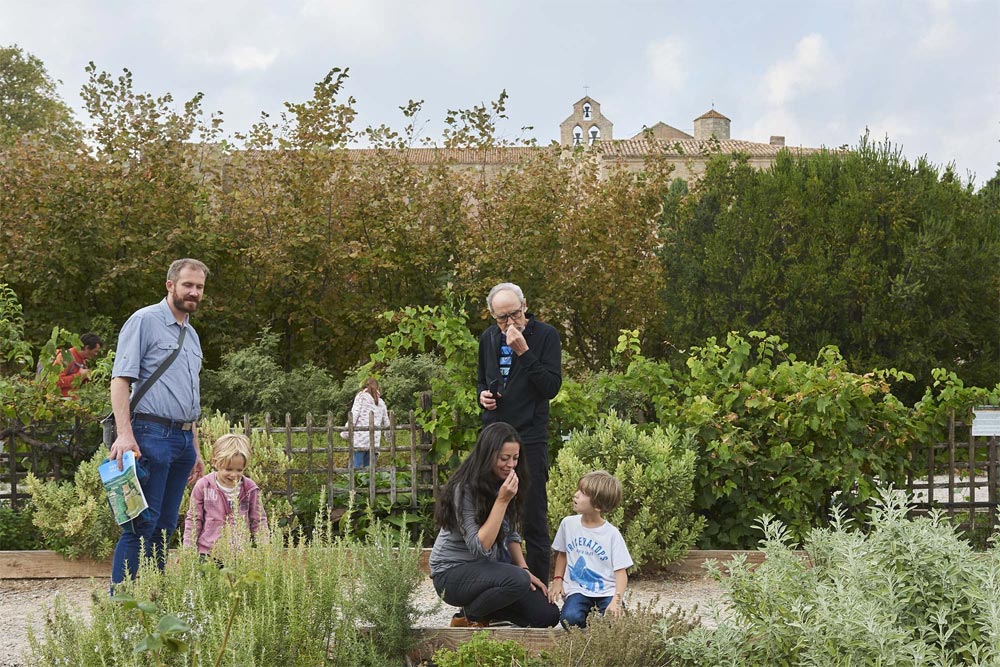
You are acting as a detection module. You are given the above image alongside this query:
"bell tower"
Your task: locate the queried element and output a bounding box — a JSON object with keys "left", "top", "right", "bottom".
{"left": 560, "top": 96, "right": 614, "bottom": 146}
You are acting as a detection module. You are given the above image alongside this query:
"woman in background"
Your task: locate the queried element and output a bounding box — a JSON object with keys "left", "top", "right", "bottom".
{"left": 348, "top": 377, "right": 389, "bottom": 468}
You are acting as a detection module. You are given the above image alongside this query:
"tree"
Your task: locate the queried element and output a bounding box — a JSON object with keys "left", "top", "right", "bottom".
{"left": 453, "top": 145, "right": 674, "bottom": 369}
{"left": 1, "top": 61, "right": 222, "bottom": 362}
{"left": 0, "top": 45, "right": 81, "bottom": 147}
{"left": 657, "top": 137, "right": 999, "bottom": 394}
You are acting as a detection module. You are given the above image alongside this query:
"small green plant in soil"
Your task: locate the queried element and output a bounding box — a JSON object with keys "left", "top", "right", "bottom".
{"left": 431, "top": 630, "right": 542, "bottom": 667}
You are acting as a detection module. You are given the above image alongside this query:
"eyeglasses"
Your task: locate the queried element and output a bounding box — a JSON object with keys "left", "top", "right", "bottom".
{"left": 493, "top": 307, "right": 524, "bottom": 323}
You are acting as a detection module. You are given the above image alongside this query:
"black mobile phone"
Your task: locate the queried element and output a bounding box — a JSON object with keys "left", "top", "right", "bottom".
{"left": 489, "top": 378, "right": 501, "bottom": 398}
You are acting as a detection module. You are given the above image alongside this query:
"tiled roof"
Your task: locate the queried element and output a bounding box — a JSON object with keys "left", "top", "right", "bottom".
{"left": 600, "top": 139, "right": 821, "bottom": 158}
{"left": 344, "top": 146, "right": 541, "bottom": 165}
{"left": 342, "top": 139, "right": 823, "bottom": 164}
{"left": 629, "top": 122, "right": 694, "bottom": 141}
{"left": 695, "top": 108, "right": 731, "bottom": 121}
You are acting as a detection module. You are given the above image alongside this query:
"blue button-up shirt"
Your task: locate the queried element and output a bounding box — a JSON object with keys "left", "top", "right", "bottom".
{"left": 111, "top": 298, "right": 203, "bottom": 422}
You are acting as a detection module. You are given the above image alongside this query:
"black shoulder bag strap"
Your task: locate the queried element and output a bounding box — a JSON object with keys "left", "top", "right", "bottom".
{"left": 101, "top": 326, "right": 188, "bottom": 424}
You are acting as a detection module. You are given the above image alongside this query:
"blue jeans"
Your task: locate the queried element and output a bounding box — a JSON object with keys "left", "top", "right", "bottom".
{"left": 353, "top": 450, "right": 375, "bottom": 469}
{"left": 111, "top": 420, "right": 197, "bottom": 585}
{"left": 560, "top": 592, "right": 613, "bottom": 628}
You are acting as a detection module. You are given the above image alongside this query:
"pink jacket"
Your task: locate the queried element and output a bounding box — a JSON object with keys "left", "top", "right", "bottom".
{"left": 183, "top": 473, "right": 268, "bottom": 555}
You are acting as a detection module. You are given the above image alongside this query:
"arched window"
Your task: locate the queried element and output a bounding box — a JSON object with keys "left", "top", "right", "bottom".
{"left": 588, "top": 125, "right": 601, "bottom": 145}
{"left": 572, "top": 125, "right": 583, "bottom": 146}
{"left": 582, "top": 103, "right": 592, "bottom": 120}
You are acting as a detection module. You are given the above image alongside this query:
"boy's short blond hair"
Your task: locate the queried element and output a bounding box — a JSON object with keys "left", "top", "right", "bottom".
{"left": 212, "top": 434, "right": 251, "bottom": 469}
{"left": 578, "top": 470, "right": 623, "bottom": 513}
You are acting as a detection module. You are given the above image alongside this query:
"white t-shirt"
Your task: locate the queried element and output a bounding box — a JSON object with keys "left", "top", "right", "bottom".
{"left": 215, "top": 477, "right": 241, "bottom": 510}
{"left": 551, "top": 515, "right": 633, "bottom": 598}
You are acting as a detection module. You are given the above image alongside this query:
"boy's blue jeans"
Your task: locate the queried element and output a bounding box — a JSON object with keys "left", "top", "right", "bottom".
{"left": 111, "top": 420, "right": 196, "bottom": 585}
{"left": 560, "top": 592, "right": 614, "bottom": 628}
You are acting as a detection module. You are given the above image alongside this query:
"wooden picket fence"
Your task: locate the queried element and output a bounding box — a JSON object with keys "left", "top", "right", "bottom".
{"left": 6, "top": 410, "right": 998, "bottom": 533}
{"left": 245, "top": 409, "right": 441, "bottom": 508}
{"left": 0, "top": 416, "right": 98, "bottom": 509}
{"left": 906, "top": 414, "right": 1000, "bottom": 530}
{"left": 1, "top": 409, "right": 442, "bottom": 512}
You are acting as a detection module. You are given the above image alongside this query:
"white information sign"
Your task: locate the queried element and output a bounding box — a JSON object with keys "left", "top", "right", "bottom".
{"left": 972, "top": 407, "right": 1000, "bottom": 437}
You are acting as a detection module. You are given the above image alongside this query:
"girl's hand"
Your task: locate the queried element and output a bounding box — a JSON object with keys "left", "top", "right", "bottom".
{"left": 497, "top": 469, "right": 519, "bottom": 503}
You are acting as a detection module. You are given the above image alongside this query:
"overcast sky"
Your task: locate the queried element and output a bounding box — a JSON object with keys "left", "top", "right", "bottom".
{"left": 2, "top": 0, "right": 998, "bottom": 184}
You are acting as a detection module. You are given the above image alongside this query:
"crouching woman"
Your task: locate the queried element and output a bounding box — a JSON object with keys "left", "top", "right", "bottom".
{"left": 429, "top": 421, "right": 559, "bottom": 628}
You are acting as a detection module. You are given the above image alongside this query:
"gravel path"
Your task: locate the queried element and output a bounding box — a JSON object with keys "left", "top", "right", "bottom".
{"left": 1, "top": 574, "right": 723, "bottom": 666}
{"left": 1, "top": 579, "right": 98, "bottom": 667}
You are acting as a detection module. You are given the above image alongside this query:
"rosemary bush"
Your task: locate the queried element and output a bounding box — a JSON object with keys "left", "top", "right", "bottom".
{"left": 27, "top": 508, "right": 427, "bottom": 666}
{"left": 350, "top": 518, "right": 428, "bottom": 660}
{"left": 666, "top": 489, "right": 1000, "bottom": 666}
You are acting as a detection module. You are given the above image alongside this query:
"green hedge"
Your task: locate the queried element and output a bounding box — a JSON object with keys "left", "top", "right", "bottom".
{"left": 548, "top": 412, "right": 704, "bottom": 570}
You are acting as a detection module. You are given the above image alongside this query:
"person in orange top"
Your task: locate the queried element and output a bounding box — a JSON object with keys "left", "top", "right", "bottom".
{"left": 56, "top": 332, "right": 103, "bottom": 397}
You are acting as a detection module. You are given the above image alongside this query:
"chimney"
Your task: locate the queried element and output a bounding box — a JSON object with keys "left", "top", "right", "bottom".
{"left": 769, "top": 136, "right": 785, "bottom": 147}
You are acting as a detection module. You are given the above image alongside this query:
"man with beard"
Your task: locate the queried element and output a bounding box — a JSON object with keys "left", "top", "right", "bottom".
{"left": 477, "top": 282, "right": 562, "bottom": 583}
{"left": 108, "top": 258, "right": 208, "bottom": 584}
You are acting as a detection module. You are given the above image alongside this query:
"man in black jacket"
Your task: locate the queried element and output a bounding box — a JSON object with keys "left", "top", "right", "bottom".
{"left": 477, "top": 282, "right": 562, "bottom": 582}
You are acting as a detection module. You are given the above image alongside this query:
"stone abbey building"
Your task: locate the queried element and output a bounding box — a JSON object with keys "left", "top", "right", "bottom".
{"left": 349, "top": 96, "right": 821, "bottom": 181}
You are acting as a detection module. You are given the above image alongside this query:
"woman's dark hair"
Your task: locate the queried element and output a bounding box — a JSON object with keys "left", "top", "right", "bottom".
{"left": 435, "top": 422, "right": 528, "bottom": 534}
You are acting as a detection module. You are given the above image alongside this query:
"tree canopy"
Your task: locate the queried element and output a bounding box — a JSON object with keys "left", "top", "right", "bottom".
{"left": 0, "top": 55, "right": 996, "bottom": 396}
{"left": 656, "top": 139, "right": 999, "bottom": 394}
{"left": 0, "top": 45, "right": 81, "bottom": 147}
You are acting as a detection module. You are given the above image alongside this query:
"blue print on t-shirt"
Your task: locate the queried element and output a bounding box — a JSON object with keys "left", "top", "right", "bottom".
{"left": 569, "top": 555, "right": 604, "bottom": 593}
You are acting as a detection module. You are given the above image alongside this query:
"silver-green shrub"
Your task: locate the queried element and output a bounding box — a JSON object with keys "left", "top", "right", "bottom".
{"left": 665, "top": 489, "right": 1000, "bottom": 666}
{"left": 547, "top": 411, "right": 704, "bottom": 570}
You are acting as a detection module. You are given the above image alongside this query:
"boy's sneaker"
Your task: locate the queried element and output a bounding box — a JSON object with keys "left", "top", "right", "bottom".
{"left": 486, "top": 619, "right": 519, "bottom": 628}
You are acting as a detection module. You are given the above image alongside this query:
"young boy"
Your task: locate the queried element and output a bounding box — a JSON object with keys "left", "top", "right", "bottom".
{"left": 548, "top": 470, "right": 633, "bottom": 628}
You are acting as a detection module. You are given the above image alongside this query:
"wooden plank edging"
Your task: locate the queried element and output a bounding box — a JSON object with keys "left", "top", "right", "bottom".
{"left": 0, "top": 550, "right": 113, "bottom": 578}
